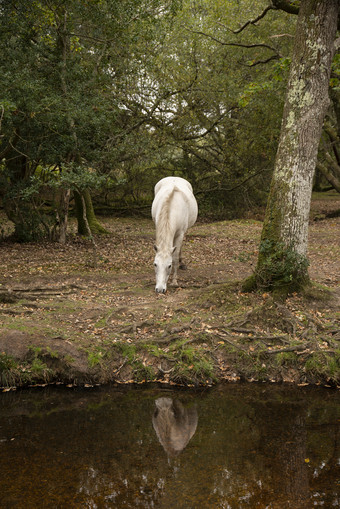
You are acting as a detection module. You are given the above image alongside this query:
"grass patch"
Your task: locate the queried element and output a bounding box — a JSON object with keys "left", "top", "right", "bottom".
{"left": 301, "top": 283, "right": 333, "bottom": 303}
{"left": 115, "top": 342, "right": 137, "bottom": 362}
{"left": 305, "top": 351, "right": 340, "bottom": 384}
{"left": 0, "top": 347, "right": 56, "bottom": 387}
{"left": 172, "top": 344, "right": 216, "bottom": 385}
{"left": 27, "top": 346, "right": 54, "bottom": 382}
{"left": 312, "top": 190, "right": 340, "bottom": 201}
{"left": 87, "top": 348, "right": 106, "bottom": 368}
{"left": 113, "top": 342, "right": 157, "bottom": 382}
{"left": 0, "top": 353, "right": 22, "bottom": 386}
{"left": 275, "top": 351, "right": 298, "bottom": 367}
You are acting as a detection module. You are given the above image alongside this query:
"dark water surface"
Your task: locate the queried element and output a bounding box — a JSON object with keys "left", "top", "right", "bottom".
{"left": 0, "top": 384, "right": 339, "bottom": 508}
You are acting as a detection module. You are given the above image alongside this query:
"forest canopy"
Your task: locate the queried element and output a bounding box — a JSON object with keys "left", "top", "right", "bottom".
{"left": 0, "top": 0, "right": 338, "bottom": 242}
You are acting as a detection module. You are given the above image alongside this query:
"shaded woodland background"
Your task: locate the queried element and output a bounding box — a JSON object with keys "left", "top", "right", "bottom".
{"left": 1, "top": 0, "right": 339, "bottom": 244}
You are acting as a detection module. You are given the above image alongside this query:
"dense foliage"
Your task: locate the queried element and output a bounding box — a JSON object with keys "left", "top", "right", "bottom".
{"left": 0, "top": 0, "right": 322, "bottom": 240}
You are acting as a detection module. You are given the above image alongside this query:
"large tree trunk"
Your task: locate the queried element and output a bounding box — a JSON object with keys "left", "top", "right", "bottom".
{"left": 246, "top": 0, "right": 339, "bottom": 295}
{"left": 74, "top": 189, "right": 108, "bottom": 235}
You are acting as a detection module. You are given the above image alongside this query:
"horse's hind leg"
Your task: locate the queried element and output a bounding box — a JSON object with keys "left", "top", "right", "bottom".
{"left": 179, "top": 247, "right": 187, "bottom": 270}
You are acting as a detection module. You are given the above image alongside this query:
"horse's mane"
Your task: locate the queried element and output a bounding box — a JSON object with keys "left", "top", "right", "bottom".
{"left": 155, "top": 187, "right": 178, "bottom": 250}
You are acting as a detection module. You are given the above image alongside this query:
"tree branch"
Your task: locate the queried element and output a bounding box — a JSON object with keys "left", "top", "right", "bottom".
{"left": 183, "top": 26, "right": 280, "bottom": 56}
{"left": 316, "top": 161, "right": 340, "bottom": 193}
{"left": 245, "top": 55, "right": 281, "bottom": 67}
{"left": 177, "top": 113, "right": 228, "bottom": 141}
{"left": 195, "top": 167, "right": 270, "bottom": 195}
{"left": 271, "top": 0, "right": 300, "bottom": 15}
{"left": 324, "top": 122, "right": 340, "bottom": 166}
{"left": 324, "top": 150, "right": 340, "bottom": 179}
{"left": 233, "top": 5, "right": 277, "bottom": 34}
{"left": 269, "top": 33, "right": 294, "bottom": 39}
{"left": 109, "top": 71, "right": 199, "bottom": 143}
{"left": 335, "top": 37, "right": 340, "bottom": 52}
{"left": 183, "top": 26, "right": 282, "bottom": 69}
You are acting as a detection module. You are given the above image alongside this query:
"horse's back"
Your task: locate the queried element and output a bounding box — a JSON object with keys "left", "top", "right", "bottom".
{"left": 154, "top": 176, "right": 193, "bottom": 196}
{"left": 170, "top": 188, "right": 197, "bottom": 230}
{"left": 152, "top": 177, "right": 197, "bottom": 229}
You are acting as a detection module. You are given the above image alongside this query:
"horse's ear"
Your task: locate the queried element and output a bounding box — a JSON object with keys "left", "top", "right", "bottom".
{"left": 172, "top": 246, "right": 176, "bottom": 253}
{"left": 154, "top": 245, "right": 158, "bottom": 252}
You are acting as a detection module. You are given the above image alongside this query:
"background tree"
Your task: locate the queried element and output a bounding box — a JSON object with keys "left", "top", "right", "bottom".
{"left": 316, "top": 57, "right": 340, "bottom": 195}
{"left": 3, "top": 0, "right": 337, "bottom": 250}
{"left": 0, "top": 0, "right": 179, "bottom": 239}
{"left": 117, "top": 0, "right": 295, "bottom": 218}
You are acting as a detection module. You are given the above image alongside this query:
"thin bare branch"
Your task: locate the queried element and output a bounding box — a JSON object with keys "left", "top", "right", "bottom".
{"left": 245, "top": 55, "right": 281, "bottom": 67}
{"left": 269, "top": 33, "right": 294, "bottom": 39}
{"left": 0, "top": 105, "right": 4, "bottom": 133}
{"left": 109, "top": 71, "right": 199, "bottom": 143}
{"left": 182, "top": 26, "right": 281, "bottom": 62}
{"left": 195, "top": 167, "right": 270, "bottom": 195}
{"left": 233, "top": 5, "right": 277, "bottom": 34}
{"left": 178, "top": 114, "right": 228, "bottom": 142}
{"left": 68, "top": 32, "right": 113, "bottom": 44}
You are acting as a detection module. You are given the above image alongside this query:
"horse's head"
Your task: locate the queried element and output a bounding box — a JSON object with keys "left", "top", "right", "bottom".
{"left": 153, "top": 246, "right": 175, "bottom": 293}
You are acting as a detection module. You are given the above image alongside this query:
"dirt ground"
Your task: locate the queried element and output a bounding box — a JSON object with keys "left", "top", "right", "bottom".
{"left": 0, "top": 194, "right": 339, "bottom": 389}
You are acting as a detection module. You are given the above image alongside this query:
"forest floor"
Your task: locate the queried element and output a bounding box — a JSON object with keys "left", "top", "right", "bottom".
{"left": 0, "top": 192, "right": 340, "bottom": 390}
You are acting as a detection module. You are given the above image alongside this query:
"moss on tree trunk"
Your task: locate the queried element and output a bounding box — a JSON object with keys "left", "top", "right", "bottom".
{"left": 74, "top": 190, "right": 108, "bottom": 235}
{"left": 245, "top": 0, "right": 339, "bottom": 296}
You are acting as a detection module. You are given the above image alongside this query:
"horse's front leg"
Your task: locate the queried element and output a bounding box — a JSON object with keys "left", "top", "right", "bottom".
{"left": 171, "top": 258, "right": 179, "bottom": 287}
{"left": 171, "top": 235, "right": 183, "bottom": 287}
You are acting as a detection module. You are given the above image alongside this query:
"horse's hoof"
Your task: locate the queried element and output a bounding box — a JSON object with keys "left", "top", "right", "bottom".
{"left": 179, "top": 263, "right": 187, "bottom": 270}
{"left": 171, "top": 281, "right": 179, "bottom": 287}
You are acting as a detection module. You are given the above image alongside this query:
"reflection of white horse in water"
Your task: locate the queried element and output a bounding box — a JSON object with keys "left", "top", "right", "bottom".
{"left": 151, "top": 177, "right": 198, "bottom": 294}
{"left": 152, "top": 397, "right": 198, "bottom": 457}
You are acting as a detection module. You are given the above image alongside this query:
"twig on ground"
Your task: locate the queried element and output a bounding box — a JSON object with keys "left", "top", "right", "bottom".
{"left": 263, "top": 345, "right": 309, "bottom": 355}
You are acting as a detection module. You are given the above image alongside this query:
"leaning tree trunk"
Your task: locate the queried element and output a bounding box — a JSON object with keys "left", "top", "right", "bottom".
{"left": 246, "top": 0, "right": 339, "bottom": 295}
{"left": 74, "top": 189, "right": 108, "bottom": 235}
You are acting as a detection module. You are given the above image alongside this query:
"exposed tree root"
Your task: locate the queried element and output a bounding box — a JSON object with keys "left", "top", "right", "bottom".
{"left": 0, "top": 285, "right": 80, "bottom": 303}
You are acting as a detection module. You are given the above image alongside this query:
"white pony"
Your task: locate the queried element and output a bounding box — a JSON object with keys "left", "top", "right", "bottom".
{"left": 151, "top": 176, "right": 198, "bottom": 293}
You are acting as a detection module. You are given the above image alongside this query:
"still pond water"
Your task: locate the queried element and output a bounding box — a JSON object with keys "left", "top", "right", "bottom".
{"left": 0, "top": 384, "right": 339, "bottom": 509}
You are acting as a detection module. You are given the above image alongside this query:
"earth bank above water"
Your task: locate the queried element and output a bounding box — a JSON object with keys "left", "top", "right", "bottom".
{"left": 0, "top": 195, "right": 339, "bottom": 389}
